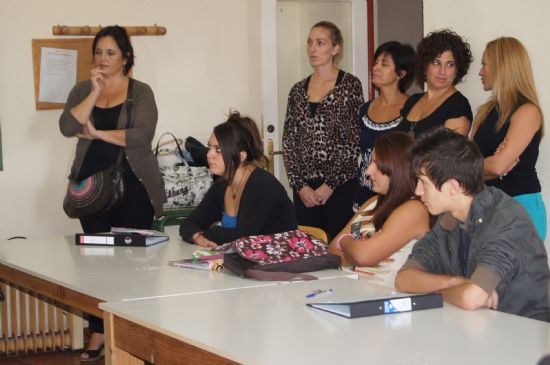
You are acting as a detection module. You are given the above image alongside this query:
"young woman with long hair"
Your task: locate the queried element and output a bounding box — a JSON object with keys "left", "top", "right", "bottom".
{"left": 472, "top": 37, "right": 546, "bottom": 239}
{"left": 329, "top": 132, "right": 430, "bottom": 284}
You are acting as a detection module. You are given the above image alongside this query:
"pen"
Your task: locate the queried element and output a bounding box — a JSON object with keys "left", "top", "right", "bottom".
{"left": 306, "top": 288, "right": 333, "bottom": 299}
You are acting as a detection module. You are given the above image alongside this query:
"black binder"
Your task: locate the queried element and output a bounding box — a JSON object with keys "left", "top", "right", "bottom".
{"left": 75, "top": 232, "right": 168, "bottom": 247}
{"left": 307, "top": 293, "right": 443, "bottom": 318}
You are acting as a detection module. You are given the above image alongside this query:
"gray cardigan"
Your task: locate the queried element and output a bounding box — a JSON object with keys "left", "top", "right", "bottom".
{"left": 401, "top": 186, "right": 549, "bottom": 321}
{"left": 59, "top": 78, "right": 166, "bottom": 218}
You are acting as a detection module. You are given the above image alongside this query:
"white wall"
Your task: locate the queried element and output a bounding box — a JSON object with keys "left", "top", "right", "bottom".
{"left": 0, "top": 0, "right": 261, "bottom": 238}
{"left": 424, "top": 0, "right": 550, "bottom": 245}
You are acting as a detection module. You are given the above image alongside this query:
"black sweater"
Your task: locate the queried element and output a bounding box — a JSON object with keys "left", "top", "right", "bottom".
{"left": 179, "top": 168, "right": 297, "bottom": 244}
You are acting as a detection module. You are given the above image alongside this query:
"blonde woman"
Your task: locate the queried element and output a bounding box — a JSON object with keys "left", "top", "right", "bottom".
{"left": 472, "top": 37, "right": 546, "bottom": 240}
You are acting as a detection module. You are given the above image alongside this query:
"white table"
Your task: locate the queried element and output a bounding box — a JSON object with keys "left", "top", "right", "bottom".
{"left": 0, "top": 234, "right": 355, "bottom": 317}
{"left": 101, "top": 276, "right": 550, "bottom": 365}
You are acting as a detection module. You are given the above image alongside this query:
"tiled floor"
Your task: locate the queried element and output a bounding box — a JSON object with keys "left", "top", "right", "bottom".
{"left": 1, "top": 350, "right": 105, "bottom": 364}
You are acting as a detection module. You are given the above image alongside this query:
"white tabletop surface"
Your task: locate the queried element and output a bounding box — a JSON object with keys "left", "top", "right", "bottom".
{"left": 0, "top": 234, "right": 355, "bottom": 302}
{"left": 101, "top": 276, "right": 550, "bottom": 365}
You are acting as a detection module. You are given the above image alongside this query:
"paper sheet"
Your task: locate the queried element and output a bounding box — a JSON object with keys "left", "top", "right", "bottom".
{"left": 38, "top": 47, "right": 77, "bottom": 103}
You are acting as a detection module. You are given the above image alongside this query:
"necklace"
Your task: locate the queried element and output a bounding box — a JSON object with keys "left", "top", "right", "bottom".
{"left": 230, "top": 165, "right": 251, "bottom": 201}
{"left": 409, "top": 88, "right": 455, "bottom": 135}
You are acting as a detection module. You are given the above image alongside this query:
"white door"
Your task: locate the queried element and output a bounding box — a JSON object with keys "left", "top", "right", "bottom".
{"left": 261, "top": 0, "right": 368, "bottom": 191}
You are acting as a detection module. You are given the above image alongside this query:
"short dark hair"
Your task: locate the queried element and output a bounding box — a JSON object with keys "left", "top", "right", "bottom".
{"left": 411, "top": 128, "right": 484, "bottom": 196}
{"left": 214, "top": 111, "right": 268, "bottom": 184}
{"left": 371, "top": 131, "right": 416, "bottom": 230}
{"left": 415, "top": 29, "right": 472, "bottom": 87}
{"left": 374, "top": 41, "right": 416, "bottom": 93}
{"left": 92, "top": 25, "right": 134, "bottom": 75}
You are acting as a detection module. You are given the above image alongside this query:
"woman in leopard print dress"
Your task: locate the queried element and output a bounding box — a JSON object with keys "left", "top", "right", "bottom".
{"left": 282, "top": 21, "right": 364, "bottom": 240}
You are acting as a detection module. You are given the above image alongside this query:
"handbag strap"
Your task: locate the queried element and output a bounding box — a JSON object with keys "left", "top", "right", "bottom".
{"left": 154, "top": 132, "right": 186, "bottom": 162}
{"left": 114, "top": 78, "right": 134, "bottom": 166}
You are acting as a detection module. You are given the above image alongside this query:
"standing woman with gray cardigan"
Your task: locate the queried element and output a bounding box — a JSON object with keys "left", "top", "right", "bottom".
{"left": 59, "top": 25, "right": 165, "bottom": 362}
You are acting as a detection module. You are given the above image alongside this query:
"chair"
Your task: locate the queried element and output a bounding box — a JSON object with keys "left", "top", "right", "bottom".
{"left": 298, "top": 225, "right": 328, "bottom": 244}
{"left": 151, "top": 207, "right": 195, "bottom": 232}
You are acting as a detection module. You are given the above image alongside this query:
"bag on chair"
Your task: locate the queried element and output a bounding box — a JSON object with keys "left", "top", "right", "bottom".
{"left": 222, "top": 229, "right": 341, "bottom": 281}
{"left": 155, "top": 132, "right": 195, "bottom": 169}
{"left": 155, "top": 133, "right": 213, "bottom": 209}
{"left": 63, "top": 79, "right": 134, "bottom": 219}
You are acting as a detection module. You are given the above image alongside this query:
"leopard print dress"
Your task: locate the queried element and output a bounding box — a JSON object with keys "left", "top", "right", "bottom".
{"left": 282, "top": 71, "right": 363, "bottom": 192}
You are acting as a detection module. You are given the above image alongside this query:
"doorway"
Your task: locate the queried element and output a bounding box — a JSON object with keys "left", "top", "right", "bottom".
{"left": 260, "top": 0, "right": 423, "bottom": 190}
{"left": 375, "top": 0, "right": 423, "bottom": 94}
{"left": 261, "top": 0, "right": 368, "bottom": 187}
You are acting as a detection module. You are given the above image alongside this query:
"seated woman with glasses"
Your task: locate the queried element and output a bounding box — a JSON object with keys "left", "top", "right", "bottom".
{"left": 329, "top": 132, "right": 430, "bottom": 285}
{"left": 179, "top": 111, "right": 297, "bottom": 247}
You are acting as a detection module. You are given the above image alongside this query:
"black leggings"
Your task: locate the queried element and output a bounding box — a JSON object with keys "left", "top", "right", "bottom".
{"left": 293, "top": 178, "right": 356, "bottom": 241}
{"left": 80, "top": 173, "right": 154, "bottom": 334}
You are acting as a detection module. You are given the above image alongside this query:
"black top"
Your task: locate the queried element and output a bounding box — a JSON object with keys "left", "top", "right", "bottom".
{"left": 396, "top": 91, "right": 473, "bottom": 138}
{"left": 353, "top": 100, "right": 402, "bottom": 210}
{"left": 77, "top": 104, "right": 124, "bottom": 180}
{"left": 179, "top": 168, "right": 298, "bottom": 244}
{"left": 473, "top": 104, "right": 541, "bottom": 196}
{"left": 305, "top": 70, "right": 345, "bottom": 118}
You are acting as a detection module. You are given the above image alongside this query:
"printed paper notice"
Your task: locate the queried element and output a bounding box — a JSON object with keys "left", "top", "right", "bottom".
{"left": 38, "top": 47, "right": 77, "bottom": 103}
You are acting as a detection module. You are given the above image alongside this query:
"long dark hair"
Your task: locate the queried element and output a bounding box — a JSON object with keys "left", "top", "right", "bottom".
{"left": 214, "top": 111, "right": 268, "bottom": 184}
{"left": 371, "top": 132, "right": 416, "bottom": 230}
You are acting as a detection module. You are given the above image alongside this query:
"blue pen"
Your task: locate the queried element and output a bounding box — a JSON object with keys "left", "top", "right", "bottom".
{"left": 306, "top": 288, "right": 333, "bottom": 299}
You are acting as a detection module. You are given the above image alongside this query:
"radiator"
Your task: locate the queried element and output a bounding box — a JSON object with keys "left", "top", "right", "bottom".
{"left": 0, "top": 281, "right": 83, "bottom": 355}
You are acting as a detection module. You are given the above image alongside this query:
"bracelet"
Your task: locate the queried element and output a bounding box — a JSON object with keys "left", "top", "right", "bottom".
{"left": 335, "top": 233, "right": 354, "bottom": 250}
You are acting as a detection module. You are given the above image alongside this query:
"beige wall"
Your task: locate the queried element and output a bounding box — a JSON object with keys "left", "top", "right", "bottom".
{"left": 424, "top": 0, "right": 550, "bottom": 244}
{"left": 1, "top": 0, "right": 548, "bottom": 241}
{"left": 0, "top": 0, "right": 261, "bottom": 238}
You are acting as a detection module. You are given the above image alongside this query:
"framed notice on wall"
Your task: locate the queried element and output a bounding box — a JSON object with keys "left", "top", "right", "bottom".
{"left": 32, "top": 38, "right": 94, "bottom": 110}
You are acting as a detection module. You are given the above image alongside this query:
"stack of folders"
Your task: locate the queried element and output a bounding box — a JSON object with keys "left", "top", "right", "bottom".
{"left": 75, "top": 228, "right": 169, "bottom": 247}
{"left": 307, "top": 293, "right": 442, "bottom": 318}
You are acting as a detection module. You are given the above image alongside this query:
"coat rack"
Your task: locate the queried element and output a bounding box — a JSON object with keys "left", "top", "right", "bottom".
{"left": 52, "top": 25, "right": 167, "bottom": 36}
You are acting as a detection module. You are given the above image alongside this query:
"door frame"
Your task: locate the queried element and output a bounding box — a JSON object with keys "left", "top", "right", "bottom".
{"left": 260, "top": 0, "right": 370, "bottom": 180}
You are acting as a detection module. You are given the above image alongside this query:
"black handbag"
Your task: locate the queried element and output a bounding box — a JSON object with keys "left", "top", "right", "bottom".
{"left": 184, "top": 136, "right": 209, "bottom": 167}
{"left": 63, "top": 79, "right": 134, "bottom": 219}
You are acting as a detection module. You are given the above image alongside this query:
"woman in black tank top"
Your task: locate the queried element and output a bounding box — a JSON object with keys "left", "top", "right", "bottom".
{"left": 471, "top": 37, "right": 546, "bottom": 240}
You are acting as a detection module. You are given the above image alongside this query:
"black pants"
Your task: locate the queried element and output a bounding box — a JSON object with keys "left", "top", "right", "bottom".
{"left": 293, "top": 178, "right": 356, "bottom": 241}
{"left": 80, "top": 172, "right": 154, "bottom": 334}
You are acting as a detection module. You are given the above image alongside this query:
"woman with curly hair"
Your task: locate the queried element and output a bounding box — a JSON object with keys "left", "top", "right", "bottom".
{"left": 396, "top": 29, "right": 473, "bottom": 137}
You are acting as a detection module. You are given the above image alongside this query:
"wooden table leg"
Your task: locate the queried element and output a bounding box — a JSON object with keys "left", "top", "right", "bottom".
{"left": 104, "top": 311, "right": 144, "bottom": 365}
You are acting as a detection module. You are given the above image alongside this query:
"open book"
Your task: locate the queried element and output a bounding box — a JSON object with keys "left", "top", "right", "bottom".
{"left": 307, "top": 293, "right": 442, "bottom": 318}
